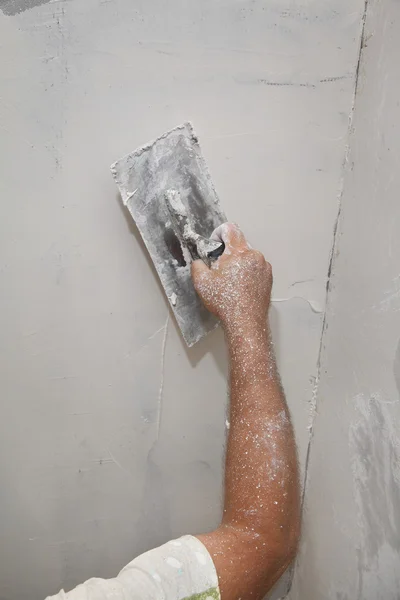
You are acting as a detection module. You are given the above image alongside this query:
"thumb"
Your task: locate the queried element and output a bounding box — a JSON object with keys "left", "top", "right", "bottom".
{"left": 211, "top": 222, "right": 248, "bottom": 252}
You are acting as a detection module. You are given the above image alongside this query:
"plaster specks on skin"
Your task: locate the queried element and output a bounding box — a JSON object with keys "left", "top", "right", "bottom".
{"left": 264, "top": 410, "right": 291, "bottom": 483}
{"left": 194, "top": 224, "right": 295, "bottom": 533}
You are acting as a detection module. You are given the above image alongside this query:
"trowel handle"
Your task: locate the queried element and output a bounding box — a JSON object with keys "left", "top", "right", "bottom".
{"left": 207, "top": 241, "right": 225, "bottom": 261}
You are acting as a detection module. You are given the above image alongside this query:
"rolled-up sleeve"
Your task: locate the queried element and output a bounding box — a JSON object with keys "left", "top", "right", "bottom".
{"left": 46, "top": 535, "right": 220, "bottom": 600}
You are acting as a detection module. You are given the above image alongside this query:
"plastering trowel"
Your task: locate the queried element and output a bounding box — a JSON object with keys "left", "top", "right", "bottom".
{"left": 111, "top": 122, "right": 227, "bottom": 347}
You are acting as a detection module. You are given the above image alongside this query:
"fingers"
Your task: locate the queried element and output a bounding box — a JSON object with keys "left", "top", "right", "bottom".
{"left": 210, "top": 223, "right": 249, "bottom": 252}
{"left": 192, "top": 224, "right": 250, "bottom": 284}
{"left": 191, "top": 258, "right": 209, "bottom": 283}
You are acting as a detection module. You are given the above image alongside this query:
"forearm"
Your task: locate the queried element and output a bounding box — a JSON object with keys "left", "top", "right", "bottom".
{"left": 198, "top": 317, "right": 300, "bottom": 599}
{"left": 192, "top": 224, "right": 300, "bottom": 599}
{"left": 223, "top": 318, "right": 300, "bottom": 549}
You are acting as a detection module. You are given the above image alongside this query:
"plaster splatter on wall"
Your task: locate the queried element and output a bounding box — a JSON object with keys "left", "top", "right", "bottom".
{"left": 350, "top": 393, "right": 400, "bottom": 598}
{"left": 0, "top": 0, "right": 51, "bottom": 16}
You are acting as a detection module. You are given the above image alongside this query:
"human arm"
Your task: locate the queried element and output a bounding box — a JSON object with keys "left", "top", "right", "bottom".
{"left": 45, "top": 223, "right": 299, "bottom": 600}
{"left": 192, "top": 224, "right": 300, "bottom": 600}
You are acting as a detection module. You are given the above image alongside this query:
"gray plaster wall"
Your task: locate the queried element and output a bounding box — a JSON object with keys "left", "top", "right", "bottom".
{"left": 290, "top": 0, "right": 400, "bottom": 598}
{"left": 0, "top": 1, "right": 375, "bottom": 599}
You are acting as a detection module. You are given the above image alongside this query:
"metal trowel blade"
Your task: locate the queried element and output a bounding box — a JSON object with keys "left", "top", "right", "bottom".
{"left": 111, "top": 122, "right": 227, "bottom": 347}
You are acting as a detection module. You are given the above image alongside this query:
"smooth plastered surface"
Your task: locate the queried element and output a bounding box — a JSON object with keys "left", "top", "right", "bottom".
{"left": 290, "top": 1, "right": 400, "bottom": 597}
{"left": 0, "top": 2, "right": 366, "bottom": 599}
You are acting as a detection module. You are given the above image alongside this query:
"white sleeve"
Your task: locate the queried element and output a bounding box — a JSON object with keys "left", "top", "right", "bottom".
{"left": 45, "top": 535, "right": 220, "bottom": 600}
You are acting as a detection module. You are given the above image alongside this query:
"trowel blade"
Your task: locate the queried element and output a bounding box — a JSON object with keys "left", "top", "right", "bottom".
{"left": 111, "top": 122, "right": 227, "bottom": 347}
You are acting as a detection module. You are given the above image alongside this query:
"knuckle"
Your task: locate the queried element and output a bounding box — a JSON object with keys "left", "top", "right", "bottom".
{"left": 250, "top": 249, "right": 266, "bottom": 264}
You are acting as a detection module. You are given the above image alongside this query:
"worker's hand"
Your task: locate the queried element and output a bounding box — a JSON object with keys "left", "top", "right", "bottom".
{"left": 191, "top": 223, "right": 272, "bottom": 330}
